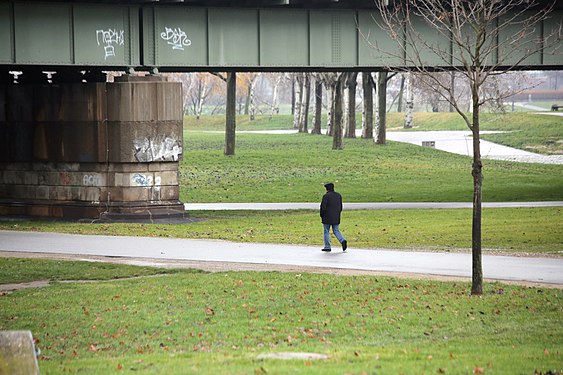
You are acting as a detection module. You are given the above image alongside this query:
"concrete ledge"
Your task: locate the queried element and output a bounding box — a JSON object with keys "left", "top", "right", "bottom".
{"left": 0, "top": 200, "right": 185, "bottom": 220}
{"left": 0, "top": 331, "right": 40, "bottom": 375}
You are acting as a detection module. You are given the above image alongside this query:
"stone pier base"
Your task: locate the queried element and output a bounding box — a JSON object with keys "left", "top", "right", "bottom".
{"left": 0, "top": 161, "right": 184, "bottom": 220}
{"left": 0, "top": 76, "right": 185, "bottom": 220}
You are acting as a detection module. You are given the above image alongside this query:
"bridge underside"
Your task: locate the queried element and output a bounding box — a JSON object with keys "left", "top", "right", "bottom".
{"left": 1, "top": 1, "right": 561, "bottom": 75}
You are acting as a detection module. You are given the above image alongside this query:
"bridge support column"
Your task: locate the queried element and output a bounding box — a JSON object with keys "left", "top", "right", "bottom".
{"left": 0, "top": 76, "right": 185, "bottom": 220}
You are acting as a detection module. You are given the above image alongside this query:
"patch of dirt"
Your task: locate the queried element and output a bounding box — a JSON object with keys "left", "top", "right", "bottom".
{"left": 1, "top": 251, "right": 561, "bottom": 291}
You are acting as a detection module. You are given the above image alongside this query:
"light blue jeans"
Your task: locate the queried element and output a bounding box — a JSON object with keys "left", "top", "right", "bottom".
{"left": 323, "top": 224, "right": 346, "bottom": 249}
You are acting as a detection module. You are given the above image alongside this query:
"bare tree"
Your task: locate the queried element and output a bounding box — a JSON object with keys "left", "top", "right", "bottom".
{"left": 361, "top": 72, "right": 376, "bottom": 139}
{"left": 299, "top": 73, "right": 311, "bottom": 133}
{"left": 344, "top": 72, "right": 359, "bottom": 138}
{"left": 312, "top": 75, "right": 323, "bottom": 134}
{"left": 318, "top": 73, "right": 345, "bottom": 149}
{"left": 333, "top": 74, "right": 345, "bottom": 150}
{"left": 293, "top": 73, "right": 304, "bottom": 129}
{"left": 210, "top": 72, "right": 236, "bottom": 156}
{"left": 397, "top": 74, "right": 405, "bottom": 112}
{"left": 318, "top": 73, "right": 337, "bottom": 136}
{"left": 375, "top": 0, "right": 560, "bottom": 294}
{"left": 326, "top": 82, "right": 334, "bottom": 136}
{"left": 267, "top": 73, "right": 285, "bottom": 120}
{"left": 225, "top": 72, "right": 236, "bottom": 155}
{"left": 193, "top": 74, "right": 216, "bottom": 119}
{"left": 404, "top": 72, "right": 414, "bottom": 128}
{"left": 375, "top": 71, "right": 389, "bottom": 144}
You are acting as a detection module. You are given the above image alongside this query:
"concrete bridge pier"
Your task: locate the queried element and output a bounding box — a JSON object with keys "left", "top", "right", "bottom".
{"left": 0, "top": 75, "right": 185, "bottom": 220}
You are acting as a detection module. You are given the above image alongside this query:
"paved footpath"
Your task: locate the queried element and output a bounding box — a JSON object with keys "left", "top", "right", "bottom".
{"left": 184, "top": 201, "right": 563, "bottom": 211}
{"left": 1, "top": 230, "right": 562, "bottom": 287}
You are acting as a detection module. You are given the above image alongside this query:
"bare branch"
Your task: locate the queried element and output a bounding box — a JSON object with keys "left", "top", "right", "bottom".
{"left": 209, "top": 72, "right": 227, "bottom": 82}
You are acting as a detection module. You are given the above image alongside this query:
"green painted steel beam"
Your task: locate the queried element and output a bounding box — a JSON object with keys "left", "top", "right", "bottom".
{"left": 0, "top": 2, "right": 561, "bottom": 70}
{"left": 0, "top": 2, "right": 140, "bottom": 67}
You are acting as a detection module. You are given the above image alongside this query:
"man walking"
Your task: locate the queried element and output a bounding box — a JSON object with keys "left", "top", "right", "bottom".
{"left": 320, "top": 183, "right": 347, "bottom": 252}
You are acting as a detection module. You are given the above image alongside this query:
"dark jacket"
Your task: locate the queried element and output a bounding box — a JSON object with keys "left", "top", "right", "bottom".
{"left": 320, "top": 190, "right": 343, "bottom": 225}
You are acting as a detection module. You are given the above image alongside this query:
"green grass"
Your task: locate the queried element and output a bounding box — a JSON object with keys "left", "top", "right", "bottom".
{"left": 185, "top": 115, "right": 297, "bottom": 131}
{"left": 2, "top": 207, "right": 561, "bottom": 254}
{"left": 181, "top": 131, "right": 563, "bottom": 203}
{"left": 0, "top": 264, "right": 560, "bottom": 374}
{"left": 0, "top": 258, "right": 193, "bottom": 285}
{"left": 1, "top": 114, "right": 561, "bottom": 374}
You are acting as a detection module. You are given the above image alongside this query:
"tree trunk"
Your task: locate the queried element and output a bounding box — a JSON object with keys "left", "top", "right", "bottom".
{"left": 312, "top": 79, "right": 323, "bottom": 134}
{"left": 299, "top": 74, "right": 311, "bottom": 133}
{"left": 293, "top": 73, "right": 303, "bottom": 129}
{"left": 397, "top": 74, "right": 405, "bottom": 112}
{"left": 290, "top": 77, "right": 295, "bottom": 116}
{"left": 269, "top": 74, "right": 282, "bottom": 120}
{"left": 449, "top": 72, "right": 455, "bottom": 113}
{"left": 326, "top": 85, "right": 334, "bottom": 136}
{"left": 244, "top": 84, "right": 250, "bottom": 116}
{"left": 404, "top": 73, "right": 414, "bottom": 129}
{"left": 249, "top": 74, "right": 259, "bottom": 121}
{"left": 333, "top": 77, "right": 343, "bottom": 150}
{"left": 375, "top": 72, "right": 388, "bottom": 145}
{"left": 471, "top": 103, "right": 483, "bottom": 295}
{"left": 361, "top": 72, "right": 374, "bottom": 139}
{"left": 224, "top": 72, "right": 236, "bottom": 156}
{"left": 195, "top": 80, "right": 206, "bottom": 119}
{"left": 345, "top": 73, "right": 357, "bottom": 138}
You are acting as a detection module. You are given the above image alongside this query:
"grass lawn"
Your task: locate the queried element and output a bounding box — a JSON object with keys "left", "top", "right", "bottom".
{"left": 0, "top": 258, "right": 191, "bottom": 285}
{"left": 181, "top": 131, "right": 563, "bottom": 203}
{"left": 0, "top": 260, "right": 561, "bottom": 374}
{"left": 1, "top": 113, "right": 561, "bottom": 374}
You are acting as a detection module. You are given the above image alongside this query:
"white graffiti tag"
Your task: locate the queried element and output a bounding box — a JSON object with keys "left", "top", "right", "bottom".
{"left": 133, "top": 135, "right": 182, "bottom": 162}
{"left": 160, "top": 27, "right": 192, "bottom": 50}
{"left": 96, "top": 29, "right": 125, "bottom": 60}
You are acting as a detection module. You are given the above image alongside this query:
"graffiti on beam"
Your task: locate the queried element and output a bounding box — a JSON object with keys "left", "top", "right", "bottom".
{"left": 133, "top": 135, "right": 182, "bottom": 162}
{"left": 59, "top": 172, "right": 72, "bottom": 186}
{"left": 132, "top": 174, "right": 162, "bottom": 202}
{"left": 132, "top": 173, "right": 152, "bottom": 186}
{"left": 160, "top": 27, "right": 192, "bottom": 51}
{"left": 83, "top": 174, "right": 102, "bottom": 187}
{"left": 96, "top": 29, "right": 125, "bottom": 60}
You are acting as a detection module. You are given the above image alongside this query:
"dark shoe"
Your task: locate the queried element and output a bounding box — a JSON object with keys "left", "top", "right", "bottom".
{"left": 321, "top": 248, "right": 331, "bottom": 252}
{"left": 342, "top": 240, "right": 348, "bottom": 251}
